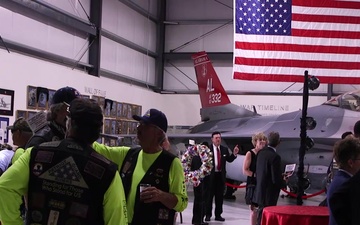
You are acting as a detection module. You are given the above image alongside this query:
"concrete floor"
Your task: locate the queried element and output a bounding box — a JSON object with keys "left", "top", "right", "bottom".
{"left": 175, "top": 186, "right": 326, "bottom": 225}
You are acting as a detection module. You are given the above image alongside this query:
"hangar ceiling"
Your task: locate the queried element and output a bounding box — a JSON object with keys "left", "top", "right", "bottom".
{"left": 0, "top": 0, "right": 358, "bottom": 96}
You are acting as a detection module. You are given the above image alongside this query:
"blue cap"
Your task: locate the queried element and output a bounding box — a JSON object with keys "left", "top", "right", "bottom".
{"left": 52, "top": 86, "right": 80, "bottom": 105}
{"left": 133, "top": 108, "right": 168, "bottom": 133}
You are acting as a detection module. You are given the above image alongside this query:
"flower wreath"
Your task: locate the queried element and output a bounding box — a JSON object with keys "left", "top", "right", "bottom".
{"left": 181, "top": 144, "right": 213, "bottom": 187}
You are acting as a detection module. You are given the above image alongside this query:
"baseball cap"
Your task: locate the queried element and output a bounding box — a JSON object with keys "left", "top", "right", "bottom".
{"left": 68, "top": 98, "right": 103, "bottom": 128}
{"left": 7, "top": 117, "right": 32, "bottom": 132}
{"left": 133, "top": 108, "right": 168, "bottom": 133}
{"left": 51, "top": 86, "right": 80, "bottom": 105}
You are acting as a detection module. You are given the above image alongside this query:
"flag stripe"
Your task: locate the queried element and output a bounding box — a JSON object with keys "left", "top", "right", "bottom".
{"left": 293, "top": 21, "right": 360, "bottom": 32}
{"left": 233, "top": 72, "right": 360, "bottom": 84}
{"left": 233, "top": 64, "right": 360, "bottom": 77}
{"left": 235, "top": 57, "right": 360, "bottom": 69}
{"left": 235, "top": 41, "right": 360, "bottom": 54}
{"left": 293, "top": 13, "right": 360, "bottom": 24}
{"left": 234, "top": 48, "right": 360, "bottom": 62}
{"left": 293, "top": 0, "right": 360, "bottom": 9}
{"left": 291, "top": 29, "right": 360, "bottom": 39}
{"left": 293, "top": 6, "right": 360, "bottom": 17}
{"left": 234, "top": 34, "right": 360, "bottom": 47}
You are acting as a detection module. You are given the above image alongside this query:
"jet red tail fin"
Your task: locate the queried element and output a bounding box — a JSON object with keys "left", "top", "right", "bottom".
{"left": 192, "top": 51, "right": 231, "bottom": 108}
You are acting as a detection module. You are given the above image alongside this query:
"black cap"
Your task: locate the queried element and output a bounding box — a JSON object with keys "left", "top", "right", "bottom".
{"left": 68, "top": 99, "right": 103, "bottom": 127}
{"left": 133, "top": 108, "right": 168, "bottom": 133}
{"left": 6, "top": 117, "right": 32, "bottom": 132}
{"left": 52, "top": 86, "right": 80, "bottom": 105}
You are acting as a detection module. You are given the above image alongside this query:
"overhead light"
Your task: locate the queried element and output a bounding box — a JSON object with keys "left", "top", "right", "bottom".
{"left": 163, "top": 21, "right": 179, "bottom": 25}
{"left": 305, "top": 117, "right": 317, "bottom": 130}
{"left": 308, "top": 76, "right": 320, "bottom": 91}
{"left": 305, "top": 136, "right": 315, "bottom": 150}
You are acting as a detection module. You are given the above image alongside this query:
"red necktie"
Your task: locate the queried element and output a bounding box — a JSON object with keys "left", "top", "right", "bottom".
{"left": 217, "top": 147, "right": 221, "bottom": 170}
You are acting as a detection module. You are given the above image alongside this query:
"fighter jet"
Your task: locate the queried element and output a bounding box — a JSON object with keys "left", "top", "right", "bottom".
{"left": 169, "top": 51, "right": 360, "bottom": 192}
{"left": 100, "top": 51, "right": 360, "bottom": 192}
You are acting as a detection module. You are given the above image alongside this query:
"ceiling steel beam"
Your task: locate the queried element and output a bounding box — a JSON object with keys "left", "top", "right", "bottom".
{"left": 0, "top": 38, "right": 92, "bottom": 71}
{"left": 100, "top": 68, "right": 156, "bottom": 90}
{"left": 88, "top": 0, "right": 102, "bottom": 76}
{"left": 0, "top": 0, "right": 96, "bottom": 36}
{"left": 153, "top": 0, "right": 166, "bottom": 93}
{"left": 160, "top": 89, "right": 339, "bottom": 96}
{"left": 118, "top": 0, "right": 158, "bottom": 23}
{"left": 164, "top": 52, "right": 233, "bottom": 61}
{"left": 101, "top": 29, "right": 158, "bottom": 58}
{"left": 164, "top": 19, "right": 233, "bottom": 25}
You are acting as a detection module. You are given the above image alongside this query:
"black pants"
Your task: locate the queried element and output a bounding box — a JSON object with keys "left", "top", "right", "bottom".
{"left": 192, "top": 182, "right": 207, "bottom": 223}
{"left": 206, "top": 172, "right": 224, "bottom": 218}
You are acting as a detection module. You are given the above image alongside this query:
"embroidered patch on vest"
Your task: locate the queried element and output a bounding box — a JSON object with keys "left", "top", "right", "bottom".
{"left": 69, "top": 202, "right": 89, "bottom": 218}
{"left": 48, "top": 199, "right": 66, "bottom": 210}
{"left": 121, "top": 161, "right": 131, "bottom": 177}
{"left": 39, "top": 157, "right": 89, "bottom": 189}
{"left": 39, "top": 141, "right": 61, "bottom": 147}
{"left": 158, "top": 208, "right": 169, "bottom": 220}
{"left": 84, "top": 161, "right": 105, "bottom": 179}
{"left": 155, "top": 168, "right": 164, "bottom": 178}
{"left": 33, "top": 163, "right": 43, "bottom": 176}
{"left": 30, "top": 192, "right": 46, "bottom": 208}
{"left": 66, "top": 143, "right": 83, "bottom": 151}
{"left": 47, "top": 210, "right": 60, "bottom": 225}
{"left": 35, "top": 151, "right": 54, "bottom": 163}
{"left": 90, "top": 152, "right": 111, "bottom": 164}
{"left": 31, "top": 210, "right": 43, "bottom": 222}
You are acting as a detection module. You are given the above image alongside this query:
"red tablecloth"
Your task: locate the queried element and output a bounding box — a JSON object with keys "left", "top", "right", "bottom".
{"left": 262, "top": 205, "right": 329, "bottom": 225}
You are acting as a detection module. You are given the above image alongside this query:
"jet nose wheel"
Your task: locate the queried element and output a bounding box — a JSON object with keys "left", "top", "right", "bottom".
{"left": 302, "top": 178, "right": 311, "bottom": 190}
{"left": 288, "top": 177, "right": 311, "bottom": 193}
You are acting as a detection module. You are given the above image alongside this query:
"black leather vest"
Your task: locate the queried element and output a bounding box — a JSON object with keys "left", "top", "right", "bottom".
{"left": 25, "top": 121, "right": 65, "bottom": 149}
{"left": 27, "top": 139, "right": 117, "bottom": 225}
{"left": 120, "top": 148, "right": 176, "bottom": 225}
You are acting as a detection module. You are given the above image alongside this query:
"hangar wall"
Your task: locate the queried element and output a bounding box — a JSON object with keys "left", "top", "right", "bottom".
{"left": 0, "top": 0, "right": 349, "bottom": 146}
{"left": 1, "top": 49, "right": 328, "bottom": 146}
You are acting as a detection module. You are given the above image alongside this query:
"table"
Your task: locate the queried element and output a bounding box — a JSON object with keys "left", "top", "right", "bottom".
{"left": 262, "top": 205, "right": 329, "bottom": 225}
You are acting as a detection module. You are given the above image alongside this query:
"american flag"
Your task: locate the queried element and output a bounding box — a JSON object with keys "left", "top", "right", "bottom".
{"left": 233, "top": 0, "right": 360, "bottom": 84}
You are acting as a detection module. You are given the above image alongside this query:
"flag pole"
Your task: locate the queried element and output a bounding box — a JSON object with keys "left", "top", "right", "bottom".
{"left": 297, "top": 70, "right": 309, "bottom": 205}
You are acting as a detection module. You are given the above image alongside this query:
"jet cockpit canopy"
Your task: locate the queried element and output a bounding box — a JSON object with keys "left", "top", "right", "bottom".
{"left": 324, "top": 90, "right": 360, "bottom": 111}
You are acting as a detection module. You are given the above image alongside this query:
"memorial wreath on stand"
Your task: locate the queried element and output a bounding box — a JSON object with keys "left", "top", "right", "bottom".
{"left": 181, "top": 144, "right": 213, "bottom": 187}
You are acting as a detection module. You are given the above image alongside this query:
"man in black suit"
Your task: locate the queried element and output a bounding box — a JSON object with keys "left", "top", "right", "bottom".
{"left": 204, "top": 132, "right": 239, "bottom": 222}
{"left": 253, "top": 131, "right": 286, "bottom": 225}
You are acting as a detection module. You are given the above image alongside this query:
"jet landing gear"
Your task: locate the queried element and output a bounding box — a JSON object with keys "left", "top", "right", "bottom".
{"left": 281, "top": 177, "right": 311, "bottom": 199}
{"left": 288, "top": 177, "right": 311, "bottom": 195}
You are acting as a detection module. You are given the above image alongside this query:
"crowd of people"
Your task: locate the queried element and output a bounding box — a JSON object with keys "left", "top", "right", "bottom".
{"left": 239, "top": 122, "right": 360, "bottom": 225}
{"left": 0, "top": 85, "right": 360, "bottom": 225}
{"left": 0, "top": 86, "right": 187, "bottom": 225}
